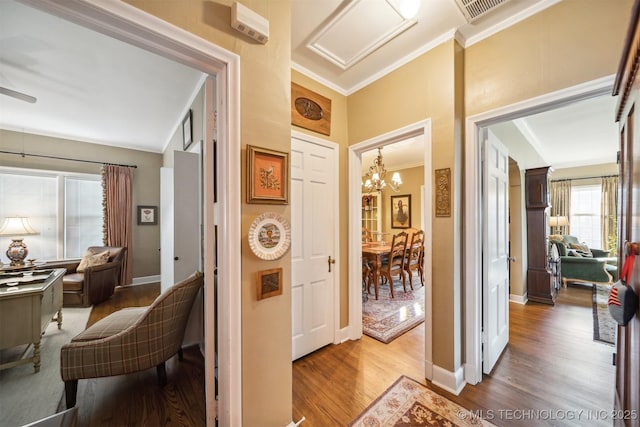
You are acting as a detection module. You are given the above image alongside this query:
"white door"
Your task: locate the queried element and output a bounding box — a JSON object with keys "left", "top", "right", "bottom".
{"left": 291, "top": 135, "right": 338, "bottom": 360}
{"left": 482, "top": 130, "right": 510, "bottom": 374}
{"left": 160, "top": 151, "right": 201, "bottom": 291}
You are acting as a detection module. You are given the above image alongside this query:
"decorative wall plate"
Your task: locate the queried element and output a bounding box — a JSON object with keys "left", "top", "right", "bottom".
{"left": 248, "top": 212, "right": 291, "bottom": 260}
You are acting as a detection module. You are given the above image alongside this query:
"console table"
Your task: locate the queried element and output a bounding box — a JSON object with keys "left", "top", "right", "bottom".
{"left": 0, "top": 268, "right": 65, "bottom": 372}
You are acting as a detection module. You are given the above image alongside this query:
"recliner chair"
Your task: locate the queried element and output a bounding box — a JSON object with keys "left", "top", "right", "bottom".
{"left": 47, "top": 246, "right": 126, "bottom": 307}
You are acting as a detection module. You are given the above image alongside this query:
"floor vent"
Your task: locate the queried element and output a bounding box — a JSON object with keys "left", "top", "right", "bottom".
{"left": 454, "top": 0, "right": 511, "bottom": 22}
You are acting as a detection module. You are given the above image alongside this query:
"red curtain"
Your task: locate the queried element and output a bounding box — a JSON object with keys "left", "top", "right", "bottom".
{"left": 101, "top": 165, "right": 133, "bottom": 286}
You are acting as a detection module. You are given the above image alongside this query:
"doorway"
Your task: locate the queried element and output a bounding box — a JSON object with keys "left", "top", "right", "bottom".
{"left": 464, "top": 75, "right": 618, "bottom": 384}
{"left": 22, "top": 1, "right": 243, "bottom": 424}
{"left": 348, "top": 119, "right": 433, "bottom": 379}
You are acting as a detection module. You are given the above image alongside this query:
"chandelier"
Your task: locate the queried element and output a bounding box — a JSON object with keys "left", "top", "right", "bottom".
{"left": 362, "top": 147, "right": 402, "bottom": 193}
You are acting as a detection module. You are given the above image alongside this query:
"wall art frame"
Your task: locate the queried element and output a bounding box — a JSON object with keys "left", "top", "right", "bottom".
{"left": 291, "top": 82, "right": 332, "bottom": 136}
{"left": 435, "top": 168, "right": 451, "bottom": 217}
{"left": 182, "top": 109, "right": 193, "bottom": 151}
{"left": 390, "top": 194, "right": 411, "bottom": 229}
{"left": 247, "top": 145, "right": 289, "bottom": 204}
{"left": 256, "top": 267, "right": 283, "bottom": 300}
{"left": 137, "top": 205, "right": 158, "bottom": 225}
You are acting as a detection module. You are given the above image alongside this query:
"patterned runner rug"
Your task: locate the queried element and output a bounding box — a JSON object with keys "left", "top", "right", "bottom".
{"left": 363, "top": 275, "right": 424, "bottom": 343}
{"left": 592, "top": 284, "right": 616, "bottom": 345}
{"left": 350, "top": 375, "right": 495, "bottom": 426}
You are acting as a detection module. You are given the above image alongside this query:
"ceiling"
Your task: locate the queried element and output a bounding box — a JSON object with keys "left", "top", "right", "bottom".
{"left": 0, "top": 0, "right": 621, "bottom": 169}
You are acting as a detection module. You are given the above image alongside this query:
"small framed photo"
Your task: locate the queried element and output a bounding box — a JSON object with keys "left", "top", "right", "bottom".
{"left": 391, "top": 195, "right": 411, "bottom": 229}
{"left": 247, "top": 145, "right": 289, "bottom": 204}
{"left": 182, "top": 109, "right": 193, "bottom": 151}
{"left": 256, "top": 267, "right": 283, "bottom": 300}
{"left": 137, "top": 205, "right": 158, "bottom": 225}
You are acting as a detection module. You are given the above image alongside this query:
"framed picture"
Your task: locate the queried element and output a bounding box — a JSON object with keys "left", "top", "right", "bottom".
{"left": 247, "top": 145, "right": 289, "bottom": 204}
{"left": 291, "top": 82, "right": 332, "bottom": 136}
{"left": 390, "top": 195, "right": 411, "bottom": 229}
{"left": 435, "top": 168, "right": 451, "bottom": 217}
{"left": 182, "top": 109, "right": 193, "bottom": 151}
{"left": 137, "top": 205, "right": 158, "bottom": 225}
{"left": 256, "top": 267, "right": 283, "bottom": 300}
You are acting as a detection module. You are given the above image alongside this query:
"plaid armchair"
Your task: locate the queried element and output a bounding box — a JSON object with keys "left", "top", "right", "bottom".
{"left": 60, "top": 271, "right": 204, "bottom": 408}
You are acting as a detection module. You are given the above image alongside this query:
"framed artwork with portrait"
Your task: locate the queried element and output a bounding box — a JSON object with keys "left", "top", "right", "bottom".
{"left": 390, "top": 195, "right": 411, "bottom": 229}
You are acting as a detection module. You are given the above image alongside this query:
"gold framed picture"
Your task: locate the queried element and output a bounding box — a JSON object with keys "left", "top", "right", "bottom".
{"left": 256, "top": 267, "right": 283, "bottom": 300}
{"left": 247, "top": 145, "right": 289, "bottom": 204}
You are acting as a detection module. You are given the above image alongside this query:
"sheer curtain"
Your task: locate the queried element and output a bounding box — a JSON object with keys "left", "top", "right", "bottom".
{"left": 550, "top": 180, "right": 572, "bottom": 235}
{"left": 601, "top": 176, "right": 618, "bottom": 253}
{"left": 101, "top": 165, "right": 133, "bottom": 286}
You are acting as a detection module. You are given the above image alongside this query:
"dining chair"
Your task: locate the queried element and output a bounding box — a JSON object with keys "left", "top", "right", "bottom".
{"left": 362, "top": 227, "right": 373, "bottom": 243}
{"left": 379, "top": 231, "right": 408, "bottom": 298}
{"left": 404, "top": 229, "right": 425, "bottom": 288}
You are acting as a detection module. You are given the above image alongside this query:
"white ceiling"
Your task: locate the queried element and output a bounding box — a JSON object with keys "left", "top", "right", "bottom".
{"left": 0, "top": 0, "right": 205, "bottom": 153}
{"left": 0, "top": 0, "right": 621, "bottom": 170}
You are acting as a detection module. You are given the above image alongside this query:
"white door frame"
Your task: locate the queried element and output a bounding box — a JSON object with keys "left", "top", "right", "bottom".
{"left": 348, "top": 120, "right": 433, "bottom": 377}
{"left": 463, "top": 75, "right": 615, "bottom": 385}
{"left": 21, "top": 1, "right": 242, "bottom": 425}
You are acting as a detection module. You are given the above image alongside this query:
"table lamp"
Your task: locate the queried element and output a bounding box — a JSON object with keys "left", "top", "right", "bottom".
{"left": 0, "top": 217, "right": 39, "bottom": 266}
{"left": 549, "top": 215, "right": 569, "bottom": 234}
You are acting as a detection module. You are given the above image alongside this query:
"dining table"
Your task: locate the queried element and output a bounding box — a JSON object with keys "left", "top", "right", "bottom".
{"left": 362, "top": 242, "right": 391, "bottom": 300}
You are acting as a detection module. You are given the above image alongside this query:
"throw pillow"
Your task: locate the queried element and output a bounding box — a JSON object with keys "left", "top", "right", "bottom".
{"left": 569, "top": 243, "right": 593, "bottom": 257}
{"left": 549, "top": 234, "right": 564, "bottom": 242}
{"left": 77, "top": 250, "right": 111, "bottom": 273}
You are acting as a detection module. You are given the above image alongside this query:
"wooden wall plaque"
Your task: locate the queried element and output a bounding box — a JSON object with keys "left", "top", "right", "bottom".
{"left": 435, "top": 168, "right": 451, "bottom": 217}
{"left": 291, "top": 82, "right": 331, "bottom": 136}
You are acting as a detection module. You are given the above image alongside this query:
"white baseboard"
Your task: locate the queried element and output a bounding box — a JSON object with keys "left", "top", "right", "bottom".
{"left": 336, "top": 326, "right": 351, "bottom": 344}
{"left": 432, "top": 364, "right": 466, "bottom": 395}
{"left": 130, "top": 274, "right": 161, "bottom": 285}
{"left": 424, "top": 359, "right": 433, "bottom": 380}
{"left": 509, "top": 293, "right": 528, "bottom": 304}
{"left": 285, "top": 417, "right": 306, "bottom": 426}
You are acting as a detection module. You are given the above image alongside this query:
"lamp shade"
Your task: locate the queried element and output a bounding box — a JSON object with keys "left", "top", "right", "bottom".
{"left": 549, "top": 216, "right": 569, "bottom": 227}
{"left": 0, "top": 217, "right": 38, "bottom": 236}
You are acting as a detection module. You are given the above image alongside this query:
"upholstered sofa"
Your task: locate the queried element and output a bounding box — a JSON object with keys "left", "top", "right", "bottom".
{"left": 549, "top": 235, "right": 618, "bottom": 286}
{"left": 46, "top": 246, "right": 126, "bottom": 307}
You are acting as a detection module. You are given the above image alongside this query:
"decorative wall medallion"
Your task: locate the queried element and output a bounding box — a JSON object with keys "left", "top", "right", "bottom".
{"left": 248, "top": 212, "right": 291, "bottom": 260}
{"left": 291, "top": 82, "right": 332, "bottom": 136}
{"left": 435, "top": 168, "right": 451, "bottom": 217}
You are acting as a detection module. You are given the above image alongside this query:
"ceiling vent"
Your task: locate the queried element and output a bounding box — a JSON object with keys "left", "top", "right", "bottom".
{"left": 454, "top": 0, "right": 511, "bottom": 22}
{"left": 231, "top": 2, "right": 269, "bottom": 44}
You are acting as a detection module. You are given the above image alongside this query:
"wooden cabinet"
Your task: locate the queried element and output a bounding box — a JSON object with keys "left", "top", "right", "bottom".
{"left": 362, "top": 193, "right": 381, "bottom": 238}
{"left": 525, "top": 167, "right": 556, "bottom": 304}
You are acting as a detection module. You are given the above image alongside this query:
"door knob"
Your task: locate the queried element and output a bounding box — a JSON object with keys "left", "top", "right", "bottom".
{"left": 174, "top": 256, "right": 179, "bottom": 261}
{"left": 328, "top": 256, "right": 336, "bottom": 272}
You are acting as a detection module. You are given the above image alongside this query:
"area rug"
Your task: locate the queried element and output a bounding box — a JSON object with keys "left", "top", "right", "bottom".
{"left": 592, "top": 284, "right": 616, "bottom": 345}
{"left": 0, "top": 307, "right": 91, "bottom": 426}
{"left": 350, "top": 375, "right": 495, "bottom": 426}
{"left": 363, "top": 276, "right": 424, "bottom": 343}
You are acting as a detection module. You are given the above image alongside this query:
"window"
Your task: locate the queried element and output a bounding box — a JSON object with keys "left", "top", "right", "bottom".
{"left": 570, "top": 184, "right": 601, "bottom": 248}
{"left": 0, "top": 168, "right": 103, "bottom": 261}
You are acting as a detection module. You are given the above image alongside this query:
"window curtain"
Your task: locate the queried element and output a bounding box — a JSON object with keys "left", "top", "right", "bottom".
{"left": 101, "top": 165, "right": 133, "bottom": 286}
{"left": 601, "top": 176, "right": 618, "bottom": 254}
{"left": 550, "top": 180, "right": 571, "bottom": 235}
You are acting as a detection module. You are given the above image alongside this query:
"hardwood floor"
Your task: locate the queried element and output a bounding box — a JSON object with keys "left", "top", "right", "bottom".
{"left": 61, "top": 283, "right": 207, "bottom": 427}
{"left": 293, "top": 283, "right": 616, "bottom": 427}
{"left": 70, "top": 282, "right": 614, "bottom": 426}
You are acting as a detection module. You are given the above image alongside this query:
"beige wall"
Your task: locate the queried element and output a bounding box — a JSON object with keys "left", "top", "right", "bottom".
{"left": 378, "top": 166, "right": 425, "bottom": 235}
{"left": 0, "top": 129, "right": 162, "bottom": 278}
{"left": 349, "top": 39, "right": 462, "bottom": 371}
{"left": 123, "top": 1, "right": 293, "bottom": 425}
{"left": 552, "top": 163, "right": 619, "bottom": 181}
{"left": 465, "top": 0, "right": 631, "bottom": 117}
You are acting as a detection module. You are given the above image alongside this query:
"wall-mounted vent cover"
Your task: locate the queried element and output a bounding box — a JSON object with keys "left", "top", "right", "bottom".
{"left": 454, "top": 0, "right": 511, "bottom": 22}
